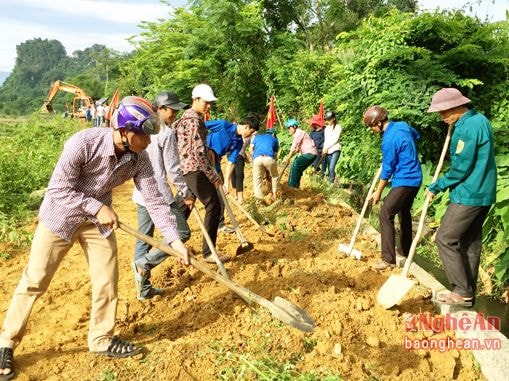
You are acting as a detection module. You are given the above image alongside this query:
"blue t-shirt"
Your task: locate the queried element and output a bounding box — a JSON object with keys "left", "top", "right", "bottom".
{"left": 251, "top": 133, "right": 279, "bottom": 160}
{"left": 381, "top": 121, "right": 422, "bottom": 188}
{"left": 205, "top": 119, "right": 243, "bottom": 166}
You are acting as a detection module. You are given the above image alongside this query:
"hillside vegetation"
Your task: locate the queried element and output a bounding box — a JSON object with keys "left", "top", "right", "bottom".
{"left": 0, "top": 1, "right": 507, "bottom": 300}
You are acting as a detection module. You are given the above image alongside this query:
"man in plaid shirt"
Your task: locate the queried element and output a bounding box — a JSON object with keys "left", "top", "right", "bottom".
{"left": 0, "top": 97, "right": 190, "bottom": 379}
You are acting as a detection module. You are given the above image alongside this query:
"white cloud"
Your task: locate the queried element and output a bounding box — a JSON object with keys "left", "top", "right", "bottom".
{"left": 3, "top": 0, "right": 172, "bottom": 24}
{"left": 419, "top": 0, "right": 508, "bottom": 22}
{"left": 0, "top": 0, "right": 505, "bottom": 73}
{"left": 0, "top": 18, "right": 137, "bottom": 71}
{"left": 0, "top": 0, "right": 175, "bottom": 72}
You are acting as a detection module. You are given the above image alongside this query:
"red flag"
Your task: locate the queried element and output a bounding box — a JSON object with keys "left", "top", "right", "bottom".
{"left": 266, "top": 96, "right": 276, "bottom": 129}
{"left": 318, "top": 98, "right": 325, "bottom": 125}
{"left": 106, "top": 88, "right": 120, "bottom": 121}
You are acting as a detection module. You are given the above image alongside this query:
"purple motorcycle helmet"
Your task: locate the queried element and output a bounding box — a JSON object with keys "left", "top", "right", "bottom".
{"left": 111, "top": 96, "right": 160, "bottom": 135}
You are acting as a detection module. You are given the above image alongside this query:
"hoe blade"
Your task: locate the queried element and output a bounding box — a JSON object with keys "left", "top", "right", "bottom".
{"left": 236, "top": 241, "right": 254, "bottom": 256}
{"left": 271, "top": 296, "right": 315, "bottom": 332}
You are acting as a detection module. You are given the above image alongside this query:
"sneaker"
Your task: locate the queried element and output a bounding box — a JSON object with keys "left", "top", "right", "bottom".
{"left": 218, "top": 225, "right": 235, "bottom": 234}
{"left": 371, "top": 260, "right": 395, "bottom": 271}
{"left": 138, "top": 287, "right": 163, "bottom": 301}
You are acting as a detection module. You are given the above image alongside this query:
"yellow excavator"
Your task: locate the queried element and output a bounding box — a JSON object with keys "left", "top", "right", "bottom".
{"left": 40, "top": 80, "right": 93, "bottom": 118}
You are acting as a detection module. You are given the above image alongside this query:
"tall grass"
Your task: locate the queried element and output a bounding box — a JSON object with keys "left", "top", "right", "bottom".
{"left": 0, "top": 115, "right": 82, "bottom": 246}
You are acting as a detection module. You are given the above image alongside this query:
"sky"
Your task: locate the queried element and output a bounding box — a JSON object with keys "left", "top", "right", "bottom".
{"left": 0, "top": 0, "right": 507, "bottom": 73}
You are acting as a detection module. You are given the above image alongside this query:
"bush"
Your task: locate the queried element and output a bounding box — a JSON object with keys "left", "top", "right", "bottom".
{"left": 0, "top": 115, "right": 81, "bottom": 244}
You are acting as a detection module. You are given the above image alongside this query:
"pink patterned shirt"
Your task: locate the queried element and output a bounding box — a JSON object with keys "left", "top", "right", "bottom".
{"left": 39, "top": 128, "right": 179, "bottom": 243}
{"left": 290, "top": 128, "right": 317, "bottom": 155}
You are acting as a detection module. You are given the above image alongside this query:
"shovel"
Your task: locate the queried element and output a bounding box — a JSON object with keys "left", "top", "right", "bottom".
{"left": 312, "top": 155, "right": 325, "bottom": 173}
{"left": 218, "top": 187, "right": 254, "bottom": 255}
{"left": 377, "top": 124, "right": 453, "bottom": 309}
{"left": 119, "top": 221, "right": 315, "bottom": 332}
{"left": 191, "top": 208, "right": 229, "bottom": 279}
{"left": 338, "top": 165, "right": 382, "bottom": 260}
{"left": 227, "top": 195, "right": 275, "bottom": 237}
{"left": 278, "top": 160, "right": 290, "bottom": 182}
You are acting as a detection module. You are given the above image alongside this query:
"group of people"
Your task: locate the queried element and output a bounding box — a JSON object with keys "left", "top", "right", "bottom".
{"left": 85, "top": 101, "right": 110, "bottom": 127}
{"left": 282, "top": 111, "right": 342, "bottom": 189}
{"left": 365, "top": 88, "right": 496, "bottom": 309}
{"left": 0, "top": 86, "right": 497, "bottom": 379}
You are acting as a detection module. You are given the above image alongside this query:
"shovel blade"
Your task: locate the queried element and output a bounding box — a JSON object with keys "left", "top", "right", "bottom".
{"left": 236, "top": 241, "right": 254, "bottom": 256}
{"left": 338, "top": 243, "right": 351, "bottom": 255}
{"left": 377, "top": 274, "right": 416, "bottom": 309}
{"left": 272, "top": 296, "right": 315, "bottom": 332}
{"left": 338, "top": 243, "right": 362, "bottom": 260}
{"left": 350, "top": 248, "right": 362, "bottom": 260}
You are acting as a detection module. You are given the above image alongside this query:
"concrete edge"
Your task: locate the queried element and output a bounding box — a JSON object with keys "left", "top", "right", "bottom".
{"left": 355, "top": 220, "right": 509, "bottom": 381}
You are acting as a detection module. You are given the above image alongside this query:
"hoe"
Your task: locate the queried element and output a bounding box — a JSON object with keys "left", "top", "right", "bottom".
{"left": 119, "top": 221, "right": 315, "bottom": 332}
{"left": 338, "top": 166, "right": 382, "bottom": 260}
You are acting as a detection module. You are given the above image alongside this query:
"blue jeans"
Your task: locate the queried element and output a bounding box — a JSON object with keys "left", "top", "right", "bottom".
{"left": 325, "top": 150, "right": 340, "bottom": 183}
{"left": 133, "top": 201, "right": 190, "bottom": 295}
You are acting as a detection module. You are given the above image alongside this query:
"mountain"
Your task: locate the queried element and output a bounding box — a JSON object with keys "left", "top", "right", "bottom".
{"left": 0, "top": 72, "right": 10, "bottom": 86}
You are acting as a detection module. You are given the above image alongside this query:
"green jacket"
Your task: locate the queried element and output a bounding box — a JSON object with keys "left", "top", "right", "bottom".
{"left": 428, "top": 109, "right": 497, "bottom": 206}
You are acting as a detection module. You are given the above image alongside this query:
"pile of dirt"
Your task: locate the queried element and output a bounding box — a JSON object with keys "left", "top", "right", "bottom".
{"left": 0, "top": 167, "right": 483, "bottom": 380}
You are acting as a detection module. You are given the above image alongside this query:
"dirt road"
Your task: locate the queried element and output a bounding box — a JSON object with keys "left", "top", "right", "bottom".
{"left": 0, "top": 168, "right": 482, "bottom": 380}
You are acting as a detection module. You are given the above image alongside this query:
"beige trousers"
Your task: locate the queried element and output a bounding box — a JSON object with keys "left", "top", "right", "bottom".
{"left": 0, "top": 221, "right": 118, "bottom": 352}
{"left": 252, "top": 156, "right": 278, "bottom": 199}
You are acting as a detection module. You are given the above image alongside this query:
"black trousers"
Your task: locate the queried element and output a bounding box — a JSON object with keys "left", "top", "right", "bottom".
{"left": 380, "top": 186, "right": 419, "bottom": 264}
{"left": 231, "top": 155, "right": 245, "bottom": 191}
{"left": 183, "top": 171, "right": 221, "bottom": 256}
{"left": 216, "top": 170, "right": 226, "bottom": 227}
{"left": 436, "top": 203, "right": 490, "bottom": 298}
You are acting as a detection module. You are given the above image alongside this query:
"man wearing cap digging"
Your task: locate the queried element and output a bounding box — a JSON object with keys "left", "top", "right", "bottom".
{"left": 131, "top": 91, "right": 195, "bottom": 300}
{"left": 426, "top": 88, "right": 497, "bottom": 307}
{"left": 363, "top": 105, "right": 422, "bottom": 271}
{"left": 175, "top": 84, "right": 230, "bottom": 263}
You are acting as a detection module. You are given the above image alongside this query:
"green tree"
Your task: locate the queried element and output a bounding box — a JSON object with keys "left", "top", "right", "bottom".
{"left": 122, "top": 0, "right": 268, "bottom": 118}
{"left": 0, "top": 40, "right": 125, "bottom": 115}
{"left": 0, "top": 39, "right": 68, "bottom": 115}
{"left": 261, "top": 0, "right": 417, "bottom": 50}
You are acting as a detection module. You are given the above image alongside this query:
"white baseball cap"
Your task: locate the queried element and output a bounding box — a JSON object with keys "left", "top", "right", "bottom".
{"left": 191, "top": 84, "right": 218, "bottom": 102}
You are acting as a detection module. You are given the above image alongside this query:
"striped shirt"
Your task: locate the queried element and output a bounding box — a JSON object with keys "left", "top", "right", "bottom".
{"left": 175, "top": 109, "right": 220, "bottom": 183}
{"left": 39, "top": 128, "right": 179, "bottom": 243}
{"left": 290, "top": 128, "right": 317, "bottom": 155}
{"left": 132, "top": 123, "right": 192, "bottom": 207}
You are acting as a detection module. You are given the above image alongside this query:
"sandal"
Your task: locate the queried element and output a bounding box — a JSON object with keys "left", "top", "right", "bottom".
{"left": 0, "top": 347, "right": 15, "bottom": 381}
{"left": 94, "top": 336, "right": 143, "bottom": 358}
{"left": 436, "top": 292, "right": 473, "bottom": 307}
